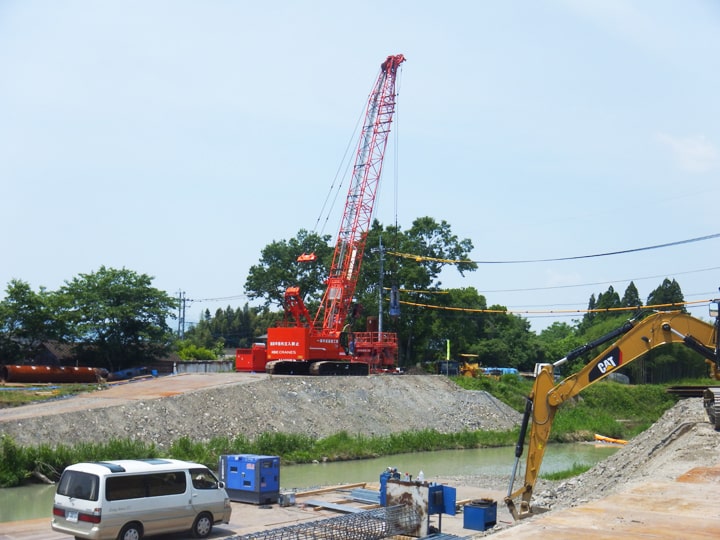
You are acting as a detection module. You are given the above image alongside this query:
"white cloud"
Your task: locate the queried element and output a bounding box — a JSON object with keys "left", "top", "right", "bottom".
{"left": 656, "top": 133, "right": 718, "bottom": 173}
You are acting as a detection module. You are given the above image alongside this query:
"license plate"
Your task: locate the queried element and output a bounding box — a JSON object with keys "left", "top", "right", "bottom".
{"left": 66, "top": 510, "right": 78, "bottom": 522}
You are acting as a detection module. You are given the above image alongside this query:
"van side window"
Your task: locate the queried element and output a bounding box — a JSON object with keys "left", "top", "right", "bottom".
{"left": 57, "top": 471, "right": 99, "bottom": 501}
{"left": 106, "top": 472, "right": 187, "bottom": 500}
{"left": 190, "top": 468, "right": 219, "bottom": 489}
{"left": 147, "top": 472, "right": 186, "bottom": 496}
{"left": 106, "top": 475, "right": 146, "bottom": 501}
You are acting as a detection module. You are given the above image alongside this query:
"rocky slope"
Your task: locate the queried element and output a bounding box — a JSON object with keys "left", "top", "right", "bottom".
{"left": 0, "top": 375, "right": 521, "bottom": 449}
{"left": 533, "top": 397, "right": 720, "bottom": 512}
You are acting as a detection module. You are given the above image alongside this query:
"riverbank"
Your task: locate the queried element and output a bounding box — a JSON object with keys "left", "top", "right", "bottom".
{"left": 2, "top": 404, "right": 718, "bottom": 540}
{"left": 1, "top": 373, "right": 718, "bottom": 537}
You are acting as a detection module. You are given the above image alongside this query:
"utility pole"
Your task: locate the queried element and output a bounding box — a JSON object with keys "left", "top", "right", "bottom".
{"left": 177, "top": 291, "right": 187, "bottom": 338}
{"left": 378, "top": 237, "right": 384, "bottom": 334}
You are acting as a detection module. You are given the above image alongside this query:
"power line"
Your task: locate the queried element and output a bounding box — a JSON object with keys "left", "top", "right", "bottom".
{"left": 475, "top": 266, "right": 720, "bottom": 293}
{"left": 399, "top": 298, "right": 716, "bottom": 317}
{"left": 191, "top": 294, "right": 248, "bottom": 303}
{"left": 389, "top": 232, "right": 720, "bottom": 265}
{"left": 506, "top": 289, "right": 720, "bottom": 310}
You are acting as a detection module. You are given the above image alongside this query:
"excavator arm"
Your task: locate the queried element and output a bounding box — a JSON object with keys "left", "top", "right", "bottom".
{"left": 505, "top": 310, "right": 720, "bottom": 520}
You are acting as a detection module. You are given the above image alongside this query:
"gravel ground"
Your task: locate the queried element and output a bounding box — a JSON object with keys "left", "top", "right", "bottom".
{"left": 2, "top": 373, "right": 718, "bottom": 526}
{"left": 531, "top": 397, "right": 720, "bottom": 513}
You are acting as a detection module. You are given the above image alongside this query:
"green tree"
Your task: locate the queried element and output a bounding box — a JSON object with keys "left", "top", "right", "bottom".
{"left": 579, "top": 286, "right": 622, "bottom": 332}
{"left": 0, "top": 280, "right": 64, "bottom": 362}
{"left": 184, "top": 304, "right": 259, "bottom": 350}
{"left": 646, "top": 278, "right": 686, "bottom": 311}
{"left": 359, "top": 218, "right": 477, "bottom": 364}
{"left": 621, "top": 281, "right": 642, "bottom": 309}
{"left": 175, "top": 340, "right": 219, "bottom": 360}
{"left": 430, "top": 287, "right": 488, "bottom": 358}
{"left": 537, "top": 321, "right": 583, "bottom": 376}
{"left": 582, "top": 293, "right": 598, "bottom": 329}
{"left": 244, "top": 229, "right": 333, "bottom": 309}
{"left": 56, "top": 266, "right": 177, "bottom": 371}
{"left": 473, "top": 308, "right": 545, "bottom": 372}
{"left": 596, "top": 285, "right": 621, "bottom": 312}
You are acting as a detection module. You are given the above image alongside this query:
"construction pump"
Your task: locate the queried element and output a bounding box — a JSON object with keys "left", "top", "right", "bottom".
{"left": 264, "top": 54, "right": 405, "bottom": 376}
{"left": 505, "top": 304, "right": 720, "bottom": 520}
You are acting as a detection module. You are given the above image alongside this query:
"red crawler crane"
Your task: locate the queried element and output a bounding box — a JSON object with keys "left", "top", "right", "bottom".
{"left": 265, "top": 54, "right": 405, "bottom": 375}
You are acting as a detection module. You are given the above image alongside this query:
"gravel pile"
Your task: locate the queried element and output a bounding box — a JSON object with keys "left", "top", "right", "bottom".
{"left": 532, "top": 397, "right": 720, "bottom": 513}
{"left": 0, "top": 375, "right": 521, "bottom": 449}
{"left": 429, "top": 397, "right": 720, "bottom": 536}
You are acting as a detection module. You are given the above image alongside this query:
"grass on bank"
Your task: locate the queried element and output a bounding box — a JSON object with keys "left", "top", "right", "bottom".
{"left": 1, "top": 374, "right": 681, "bottom": 488}
{"left": 540, "top": 462, "right": 593, "bottom": 481}
{"left": 0, "top": 383, "right": 99, "bottom": 408}
{"left": 0, "top": 428, "right": 518, "bottom": 488}
{"left": 454, "top": 374, "right": 678, "bottom": 441}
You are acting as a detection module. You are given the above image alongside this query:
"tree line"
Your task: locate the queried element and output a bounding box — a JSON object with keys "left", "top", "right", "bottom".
{"left": 0, "top": 266, "right": 175, "bottom": 372}
{"left": 0, "top": 217, "right": 712, "bottom": 382}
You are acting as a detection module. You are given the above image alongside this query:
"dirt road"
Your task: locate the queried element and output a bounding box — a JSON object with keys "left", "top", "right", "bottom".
{"left": 0, "top": 372, "right": 265, "bottom": 421}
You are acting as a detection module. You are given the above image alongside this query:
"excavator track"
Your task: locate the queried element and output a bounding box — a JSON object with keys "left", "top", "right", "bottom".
{"left": 703, "top": 387, "right": 720, "bottom": 430}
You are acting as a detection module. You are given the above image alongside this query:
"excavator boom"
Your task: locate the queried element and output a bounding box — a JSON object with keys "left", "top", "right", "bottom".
{"left": 505, "top": 308, "right": 720, "bottom": 520}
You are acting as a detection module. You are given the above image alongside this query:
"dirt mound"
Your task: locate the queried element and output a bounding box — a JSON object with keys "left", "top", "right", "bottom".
{"left": 0, "top": 375, "right": 521, "bottom": 449}
{"left": 532, "top": 397, "right": 720, "bottom": 512}
{"left": 431, "top": 397, "right": 720, "bottom": 525}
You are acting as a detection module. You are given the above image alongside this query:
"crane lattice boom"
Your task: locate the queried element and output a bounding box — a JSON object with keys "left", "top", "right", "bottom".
{"left": 317, "top": 54, "right": 405, "bottom": 332}
{"left": 263, "top": 54, "right": 404, "bottom": 375}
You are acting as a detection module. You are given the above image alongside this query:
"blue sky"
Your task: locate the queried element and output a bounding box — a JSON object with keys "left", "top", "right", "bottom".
{"left": 1, "top": 1, "right": 719, "bottom": 332}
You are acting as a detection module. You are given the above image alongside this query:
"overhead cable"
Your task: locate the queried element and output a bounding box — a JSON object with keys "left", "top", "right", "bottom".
{"left": 388, "top": 232, "right": 720, "bottom": 265}
{"left": 399, "top": 298, "right": 714, "bottom": 317}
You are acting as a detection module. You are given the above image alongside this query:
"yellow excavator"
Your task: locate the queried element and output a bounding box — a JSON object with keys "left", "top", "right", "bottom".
{"left": 505, "top": 304, "right": 720, "bottom": 521}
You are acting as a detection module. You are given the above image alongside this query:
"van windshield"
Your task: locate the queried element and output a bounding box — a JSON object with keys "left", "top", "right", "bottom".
{"left": 58, "top": 470, "right": 99, "bottom": 501}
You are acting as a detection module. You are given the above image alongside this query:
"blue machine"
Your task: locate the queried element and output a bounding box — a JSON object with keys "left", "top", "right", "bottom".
{"left": 463, "top": 499, "right": 497, "bottom": 531}
{"left": 218, "top": 454, "right": 280, "bottom": 504}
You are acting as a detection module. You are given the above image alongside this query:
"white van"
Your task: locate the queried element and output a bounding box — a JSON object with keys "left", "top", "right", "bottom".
{"left": 51, "top": 458, "right": 232, "bottom": 540}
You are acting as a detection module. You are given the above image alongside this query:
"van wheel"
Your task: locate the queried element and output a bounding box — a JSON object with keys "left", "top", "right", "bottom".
{"left": 191, "top": 512, "right": 213, "bottom": 538}
{"left": 117, "top": 522, "right": 143, "bottom": 540}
